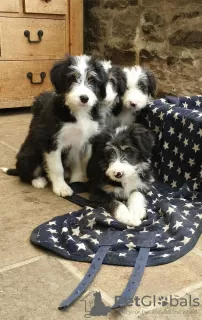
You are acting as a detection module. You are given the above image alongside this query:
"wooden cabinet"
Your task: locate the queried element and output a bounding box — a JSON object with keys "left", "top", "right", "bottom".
{"left": 0, "top": 0, "right": 20, "bottom": 13}
{"left": 0, "top": 0, "right": 83, "bottom": 109}
{"left": 0, "top": 18, "right": 66, "bottom": 60}
{"left": 24, "top": 0, "right": 67, "bottom": 15}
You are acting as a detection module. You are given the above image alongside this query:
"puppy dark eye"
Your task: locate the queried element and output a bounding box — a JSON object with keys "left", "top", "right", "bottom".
{"left": 69, "top": 72, "right": 79, "bottom": 82}
{"left": 109, "top": 78, "right": 116, "bottom": 86}
{"left": 88, "top": 76, "right": 97, "bottom": 85}
{"left": 138, "top": 81, "right": 147, "bottom": 93}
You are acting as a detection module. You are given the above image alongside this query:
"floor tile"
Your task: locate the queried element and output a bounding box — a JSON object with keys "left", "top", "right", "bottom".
{"left": 196, "top": 235, "right": 202, "bottom": 251}
{"left": 0, "top": 179, "right": 80, "bottom": 268}
{"left": 0, "top": 256, "right": 119, "bottom": 320}
{"left": 0, "top": 143, "right": 16, "bottom": 181}
{"left": 0, "top": 113, "right": 31, "bottom": 149}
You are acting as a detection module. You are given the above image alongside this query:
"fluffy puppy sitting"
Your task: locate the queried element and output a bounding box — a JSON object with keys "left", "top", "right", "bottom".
{"left": 2, "top": 55, "right": 108, "bottom": 197}
{"left": 87, "top": 124, "right": 154, "bottom": 227}
{"left": 110, "top": 66, "right": 156, "bottom": 127}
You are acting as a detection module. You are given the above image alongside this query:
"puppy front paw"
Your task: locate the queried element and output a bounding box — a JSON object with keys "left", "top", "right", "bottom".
{"left": 128, "top": 205, "right": 147, "bottom": 224}
{"left": 114, "top": 203, "right": 141, "bottom": 227}
{"left": 53, "top": 181, "right": 73, "bottom": 197}
{"left": 32, "top": 177, "right": 48, "bottom": 189}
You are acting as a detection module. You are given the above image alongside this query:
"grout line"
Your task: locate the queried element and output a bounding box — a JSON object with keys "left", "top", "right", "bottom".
{"left": 193, "top": 247, "right": 202, "bottom": 258}
{"left": 58, "top": 259, "right": 115, "bottom": 305}
{"left": 172, "top": 280, "right": 202, "bottom": 298}
{"left": 58, "top": 258, "right": 136, "bottom": 320}
{"left": 0, "top": 140, "right": 18, "bottom": 152}
{"left": 137, "top": 280, "right": 202, "bottom": 317}
{"left": 0, "top": 256, "right": 43, "bottom": 273}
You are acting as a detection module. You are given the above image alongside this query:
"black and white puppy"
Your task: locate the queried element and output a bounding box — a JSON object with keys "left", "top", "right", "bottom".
{"left": 110, "top": 66, "right": 156, "bottom": 126}
{"left": 2, "top": 55, "right": 108, "bottom": 197}
{"left": 87, "top": 123, "right": 154, "bottom": 227}
{"left": 99, "top": 60, "right": 127, "bottom": 126}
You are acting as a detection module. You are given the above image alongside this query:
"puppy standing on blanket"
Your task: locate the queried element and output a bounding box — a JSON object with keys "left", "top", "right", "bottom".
{"left": 2, "top": 55, "right": 108, "bottom": 197}
{"left": 87, "top": 123, "right": 154, "bottom": 227}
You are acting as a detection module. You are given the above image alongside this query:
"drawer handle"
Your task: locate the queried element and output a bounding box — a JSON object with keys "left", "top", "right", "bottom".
{"left": 24, "top": 30, "right": 43, "bottom": 43}
{"left": 27, "top": 72, "right": 46, "bottom": 85}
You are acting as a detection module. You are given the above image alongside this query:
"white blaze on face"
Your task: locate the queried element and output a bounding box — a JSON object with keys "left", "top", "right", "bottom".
{"left": 105, "top": 159, "right": 135, "bottom": 182}
{"left": 102, "top": 82, "right": 117, "bottom": 107}
{"left": 100, "top": 60, "right": 117, "bottom": 108}
{"left": 65, "top": 55, "right": 97, "bottom": 111}
{"left": 122, "top": 66, "right": 149, "bottom": 111}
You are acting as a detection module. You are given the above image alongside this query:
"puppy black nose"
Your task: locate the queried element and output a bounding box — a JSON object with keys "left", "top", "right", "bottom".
{"left": 114, "top": 172, "right": 123, "bottom": 179}
{"left": 130, "top": 102, "right": 137, "bottom": 108}
{"left": 80, "top": 95, "right": 89, "bottom": 103}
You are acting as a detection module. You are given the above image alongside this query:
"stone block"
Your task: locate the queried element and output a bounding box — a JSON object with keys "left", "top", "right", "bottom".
{"left": 169, "top": 30, "right": 202, "bottom": 49}
{"left": 112, "top": 7, "right": 139, "bottom": 40}
{"left": 104, "top": 44, "right": 136, "bottom": 65}
{"left": 103, "top": 0, "right": 138, "bottom": 9}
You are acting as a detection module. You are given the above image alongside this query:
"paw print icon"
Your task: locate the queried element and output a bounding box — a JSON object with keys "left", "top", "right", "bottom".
{"left": 157, "top": 296, "right": 168, "bottom": 307}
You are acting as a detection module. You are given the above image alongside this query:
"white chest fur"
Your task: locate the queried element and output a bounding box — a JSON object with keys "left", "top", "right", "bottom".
{"left": 56, "top": 113, "right": 99, "bottom": 151}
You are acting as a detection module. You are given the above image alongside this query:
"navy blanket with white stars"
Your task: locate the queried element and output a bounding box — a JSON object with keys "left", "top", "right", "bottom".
{"left": 31, "top": 96, "right": 202, "bottom": 267}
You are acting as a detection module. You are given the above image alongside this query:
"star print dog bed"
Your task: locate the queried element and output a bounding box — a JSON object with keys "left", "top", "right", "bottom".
{"left": 30, "top": 95, "right": 202, "bottom": 310}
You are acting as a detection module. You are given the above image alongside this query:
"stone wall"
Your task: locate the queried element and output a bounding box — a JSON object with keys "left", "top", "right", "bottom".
{"left": 84, "top": 0, "right": 202, "bottom": 97}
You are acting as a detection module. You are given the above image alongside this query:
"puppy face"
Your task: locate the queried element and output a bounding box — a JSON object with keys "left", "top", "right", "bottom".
{"left": 122, "top": 66, "right": 156, "bottom": 112}
{"left": 50, "top": 55, "right": 107, "bottom": 112}
{"left": 93, "top": 124, "right": 154, "bottom": 183}
{"left": 100, "top": 62, "right": 127, "bottom": 108}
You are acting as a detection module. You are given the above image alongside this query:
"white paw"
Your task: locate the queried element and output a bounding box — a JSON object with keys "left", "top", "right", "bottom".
{"left": 128, "top": 205, "right": 147, "bottom": 224}
{"left": 53, "top": 181, "right": 73, "bottom": 197}
{"left": 114, "top": 203, "right": 140, "bottom": 227}
{"left": 32, "top": 177, "right": 48, "bottom": 189}
{"left": 1, "top": 167, "right": 8, "bottom": 173}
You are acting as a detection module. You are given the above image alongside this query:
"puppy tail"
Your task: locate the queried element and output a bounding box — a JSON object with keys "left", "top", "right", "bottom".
{"left": 1, "top": 167, "right": 18, "bottom": 176}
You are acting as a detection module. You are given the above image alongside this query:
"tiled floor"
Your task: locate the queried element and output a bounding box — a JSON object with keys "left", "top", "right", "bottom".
{"left": 0, "top": 111, "right": 202, "bottom": 320}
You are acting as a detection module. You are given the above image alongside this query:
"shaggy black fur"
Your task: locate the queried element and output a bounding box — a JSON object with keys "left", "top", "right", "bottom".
{"left": 5, "top": 55, "right": 108, "bottom": 184}
{"left": 87, "top": 123, "right": 154, "bottom": 214}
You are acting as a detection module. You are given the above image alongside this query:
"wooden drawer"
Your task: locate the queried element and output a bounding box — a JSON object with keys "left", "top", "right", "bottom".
{"left": 24, "top": 0, "right": 67, "bottom": 15}
{"left": 0, "top": 18, "right": 66, "bottom": 60}
{"left": 0, "top": 61, "right": 54, "bottom": 109}
{"left": 0, "top": 0, "right": 19, "bottom": 13}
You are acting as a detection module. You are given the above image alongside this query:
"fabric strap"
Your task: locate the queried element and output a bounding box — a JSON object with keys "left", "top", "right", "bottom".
{"left": 58, "top": 229, "right": 121, "bottom": 310}
{"left": 58, "top": 229, "right": 156, "bottom": 311}
{"left": 65, "top": 182, "right": 96, "bottom": 208}
{"left": 59, "top": 245, "right": 110, "bottom": 310}
{"left": 112, "top": 232, "right": 156, "bottom": 309}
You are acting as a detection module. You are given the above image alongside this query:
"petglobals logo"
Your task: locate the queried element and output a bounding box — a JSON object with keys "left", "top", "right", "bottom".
{"left": 119, "top": 295, "right": 200, "bottom": 308}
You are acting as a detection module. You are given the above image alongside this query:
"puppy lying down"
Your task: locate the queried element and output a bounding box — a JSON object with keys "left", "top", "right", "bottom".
{"left": 87, "top": 123, "right": 154, "bottom": 227}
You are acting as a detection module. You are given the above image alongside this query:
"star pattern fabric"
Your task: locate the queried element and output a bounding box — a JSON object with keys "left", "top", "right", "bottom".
{"left": 31, "top": 96, "right": 202, "bottom": 267}
{"left": 138, "top": 95, "right": 202, "bottom": 189}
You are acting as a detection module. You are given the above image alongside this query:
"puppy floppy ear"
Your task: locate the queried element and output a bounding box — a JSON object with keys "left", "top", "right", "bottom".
{"left": 90, "top": 131, "right": 111, "bottom": 154}
{"left": 144, "top": 69, "right": 156, "bottom": 98}
{"left": 129, "top": 124, "right": 154, "bottom": 160}
{"left": 91, "top": 57, "right": 108, "bottom": 100}
{"left": 50, "top": 55, "right": 74, "bottom": 94}
{"left": 110, "top": 66, "right": 127, "bottom": 97}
